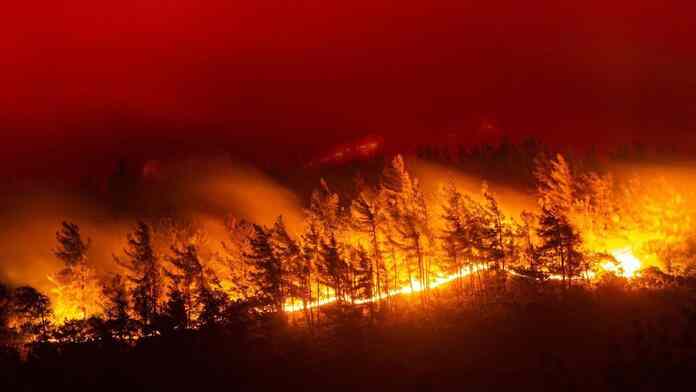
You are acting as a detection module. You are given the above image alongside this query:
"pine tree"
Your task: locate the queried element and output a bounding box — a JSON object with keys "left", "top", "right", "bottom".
{"left": 151, "top": 218, "right": 208, "bottom": 267}
{"left": 537, "top": 207, "right": 583, "bottom": 287}
{"left": 351, "top": 180, "right": 385, "bottom": 303}
{"left": 307, "top": 179, "right": 342, "bottom": 236}
{"left": 519, "top": 211, "right": 543, "bottom": 278}
{"left": 575, "top": 172, "right": 620, "bottom": 277}
{"left": 300, "top": 221, "right": 322, "bottom": 319}
{"left": 352, "top": 246, "right": 375, "bottom": 317}
{"left": 166, "top": 244, "right": 204, "bottom": 328}
{"left": 382, "top": 156, "right": 431, "bottom": 300}
{"left": 51, "top": 222, "right": 100, "bottom": 321}
{"left": 381, "top": 155, "right": 413, "bottom": 197}
{"left": 101, "top": 274, "right": 133, "bottom": 341}
{"left": 55, "top": 222, "right": 90, "bottom": 267}
{"left": 318, "top": 234, "right": 350, "bottom": 303}
{"left": 270, "top": 216, "right": 310, "bottom": 318}
{"left": 303, "top": 179, "right": 343, "bottom": 312}
{"left": 115, "top": 221, "right": 161, "bottom": 333}
{"left": 245, "top": 225, "right": 285, "bottom": 313}
{"left": 161, "top": 286, "right": 187, "bottom": 332}
{"left": 381, "top": 155, "right": 414, "bottom": 290}
{"left": 221, "top": 216, "right": 256, "bottom": 299}
{"left": 196, "top": 276, "right": 228, "bottom": 330}
{"left": 11, "top": 286, "right": 52, "bottom": 343}
{"left": 440, "top": 181, "right": 468, "bottom": 296}
{"left": 534, "top": 154, "right": 584, "bottom": 287}
{"left": 535, "top": 153, "right": 574, "bottom": 214}
{"left": 481, "top": 189, "right": 507, "bottom": 272}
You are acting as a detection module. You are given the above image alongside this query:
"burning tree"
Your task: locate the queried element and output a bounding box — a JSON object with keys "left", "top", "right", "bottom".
{"left": 351, "top": 177, "right": 385, "bottom": 304}
{"left": 270, "top": 216, "right": 311, "bottom": 322}
{"left": 534, "top": 155, "right": 584, "bottom": 286}
{"left": 220, "top": 216, "right": 256, "bottom": 300}
{"left": 317, "top": 234, "right": 351, "bottom": 304}
{"left": 440, "top": 181, "right": 473, "bottom": 298}
{"left": 301, "top": 179, "right": 344, "bottom": 313}
{"left": 351, "top": 245, "right": 375, "bottom": 315}
{"left": 50, "top": 222, "right": 102, "bottom": 323}
{"left": 381, "top": 155, "right": 433, "bottom": 300}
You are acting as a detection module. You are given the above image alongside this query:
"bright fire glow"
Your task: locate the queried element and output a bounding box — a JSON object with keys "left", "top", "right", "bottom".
{"left": 284, "top": 264, "right": 488, "bottom": 312}
{"left": 603, "top": 248, "right": 642, "bottom": 278}
{"left": 285, "top": 249, "right": 645, "bottom": 313}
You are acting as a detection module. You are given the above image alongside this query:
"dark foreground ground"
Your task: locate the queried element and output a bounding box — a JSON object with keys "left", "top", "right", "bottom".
{"left": 3, "top": 285, "right": 696, "bottom": 392}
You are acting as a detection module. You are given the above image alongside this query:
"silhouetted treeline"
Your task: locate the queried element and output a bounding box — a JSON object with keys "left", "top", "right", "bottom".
{"left": 416, "top": 137, "right": 688, "bottom": 189}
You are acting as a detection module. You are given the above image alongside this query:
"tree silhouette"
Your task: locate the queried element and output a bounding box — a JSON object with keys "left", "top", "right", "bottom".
{"left": 54, "top": 222, "right": 90, "bottom": 267}
{"left": 351, "top": 179, "right": 385, "bottom": 304}
{"left": 318, "top": 234, "right": 350, "bottom": 304}
{"left": 537, "top": 207, "right": 583, "bottom": 287}
{"left": 166, "top": 244, "right": 205, "bottom": 329}
{"left": 535, "top": 154, "right": 574, "bottom": 214}
{"left": 221, "top": 217, "right": 256, "bottom": 300}
{"left": 534, "top": 154, "right": 583, "bottom": 287}
{"left": 271, "top": 216, "right": 310, "bottom": 321}
{"left": 161, "top": 285, "right": 187, "bottom": 332}
{"left": 102, "top": 274, "right": 134, "bottom": 341}
{"left": 382, "top": 156, "right": 432, "bottom": 300}
{"left": 245, "top": 225, "right": 285, "bottom": 313}
{"left": 115, "top": 221, "right": 161, "bottom": 334}
{"left": 352, "top": 245, "right": 374, "bottom": 317}
{"left": 440, "top": 181, "right": 469, "bottom": 297}
{"left": 197, "top": 284, "right": 228, "bottom": 330}
{"left": 11, "top": 286, "right": 52, "bottom": 343}
{"left": 300, "top": 220, "right": 322, "bottom": 320}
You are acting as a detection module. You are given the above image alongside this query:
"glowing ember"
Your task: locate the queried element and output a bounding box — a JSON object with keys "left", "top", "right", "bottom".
{"left": 603, "top": 248, "right": 642, "bottom": 278}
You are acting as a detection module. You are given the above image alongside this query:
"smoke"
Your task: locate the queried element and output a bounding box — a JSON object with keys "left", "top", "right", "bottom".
{"left": 407, "top": 156, "right": 537, "bottom": 219}
{"left": 6, "top": 150, "right": 696, "bottom": 294}
{"left": 0, "top": 155, "right": 304, "bottom": 293}
{"left": 610, "top": 161, "right": 696, "bottom": 197}
{"left": 172, "top": 157, "right": 305, "bottom": 232}
{"left": 0, "top": 188, "right": 128, "bottom": 291}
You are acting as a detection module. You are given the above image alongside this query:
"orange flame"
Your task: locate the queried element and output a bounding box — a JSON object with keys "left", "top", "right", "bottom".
{"left": 603, "top": 248, "right": 642, "bottom": 278}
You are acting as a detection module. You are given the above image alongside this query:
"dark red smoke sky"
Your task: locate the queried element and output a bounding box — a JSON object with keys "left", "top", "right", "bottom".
{"left": 3, "top": 1, "right": 696, "bottom": 176}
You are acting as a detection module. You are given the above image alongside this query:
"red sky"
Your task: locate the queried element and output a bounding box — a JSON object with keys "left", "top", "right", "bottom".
{"left": 3, "top": 1, "right": 696, "bottom": 176}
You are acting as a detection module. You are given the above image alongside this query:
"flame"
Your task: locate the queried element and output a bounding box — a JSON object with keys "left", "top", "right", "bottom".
{"left": 602, "top": 248, "right": 642, "bottom": 278}
{"left": 285, "top": 249, "right": 645, "bottom": 313}
{"left": 284, "top": 264, "right": 487, "bottom": 312}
